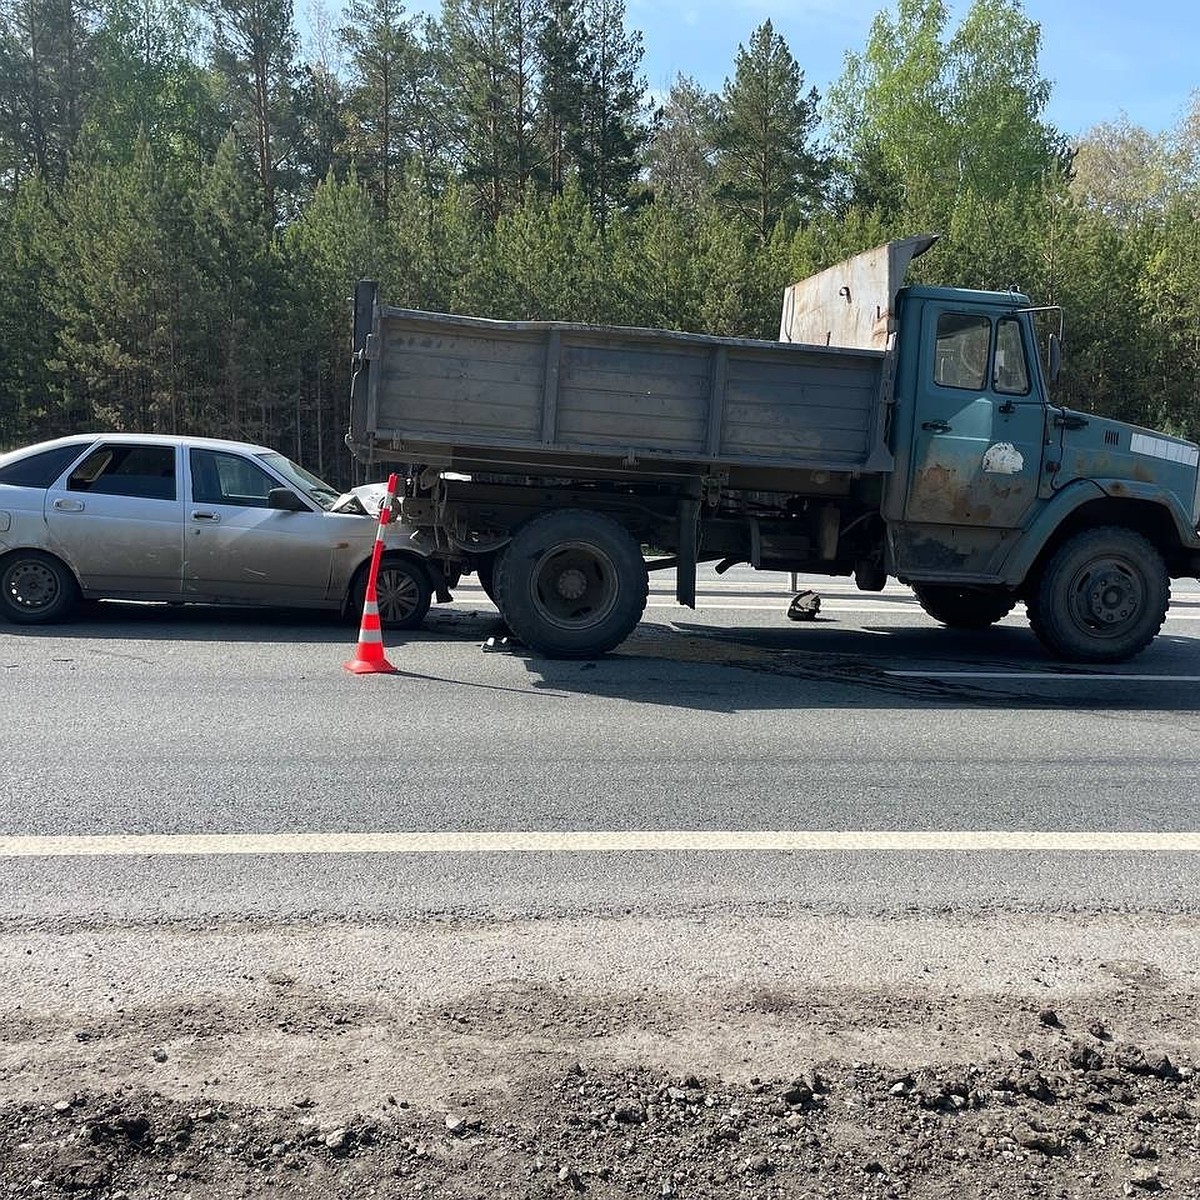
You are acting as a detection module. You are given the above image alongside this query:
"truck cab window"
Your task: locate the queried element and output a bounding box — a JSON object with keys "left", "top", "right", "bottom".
{"left": 993, "top": 318, "right": 1031, "bottom": 396}
{"left": 933, "top": 313, "right": 991, "bottom": 391}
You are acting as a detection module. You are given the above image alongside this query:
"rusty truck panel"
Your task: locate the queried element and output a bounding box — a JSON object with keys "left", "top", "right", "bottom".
{"left": 351, "top": 303, "right": 891, "bottom": 476}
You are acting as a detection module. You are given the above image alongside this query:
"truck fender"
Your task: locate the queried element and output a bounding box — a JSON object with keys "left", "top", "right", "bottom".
{"left": 996, "top": 480, "right": 1104, "bottom": 586}
{"left": 1093, "top": 478, "right": 1200, "bottom": 546}
{"left": 998, "top": 478, "right": 1198, "bottom": 587}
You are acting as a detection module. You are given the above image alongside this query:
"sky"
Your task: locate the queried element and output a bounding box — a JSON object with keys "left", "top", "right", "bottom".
{"left": 306, "top": 0, "right": 1199, "bottom": 139}
{"left": 623, "top": 0, "right": 1198, "bottom": 137}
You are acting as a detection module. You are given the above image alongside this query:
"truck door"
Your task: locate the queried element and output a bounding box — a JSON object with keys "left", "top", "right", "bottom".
{"left": 904, "top": 308, "right": 1045, "bottom": 529}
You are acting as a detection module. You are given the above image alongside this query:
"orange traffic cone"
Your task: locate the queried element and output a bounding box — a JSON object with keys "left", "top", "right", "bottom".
{"left": 343, "top": 592, "right": 396, "bottom": 674}
{"left": 344, "top": 472, "right": 400, "bottom": 675}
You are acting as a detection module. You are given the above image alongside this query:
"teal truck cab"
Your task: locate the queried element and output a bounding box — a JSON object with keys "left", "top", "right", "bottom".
{"left": 349, "top": 236, "right": 1200, "bottom": 661}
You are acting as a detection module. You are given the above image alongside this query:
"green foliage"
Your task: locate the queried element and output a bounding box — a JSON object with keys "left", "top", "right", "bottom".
{"left": 1, "top": 0, "right": 1199, "bottom": 474}
{"left": 827, "top": 0, "right": 1063, "bottom": 223}
{"left": 713, "top": 20, "right": 823, "bottom": 242}
{"left": 645, "top": 75, "right": 718, "bottom": 212}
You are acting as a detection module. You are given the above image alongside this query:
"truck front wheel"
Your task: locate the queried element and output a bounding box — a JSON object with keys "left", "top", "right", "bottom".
{"left": 912, "top": 584, "right": 1016, "bottom": 629}
{"left": 494, "top": 510, "right": 648, "bottom": 657}
{"left": 1027, "top": 526, "right": 1169, "bottom": 663}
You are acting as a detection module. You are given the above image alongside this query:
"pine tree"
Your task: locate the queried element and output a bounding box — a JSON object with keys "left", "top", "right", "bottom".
{"left": 203, "top": 0, "right": 299, "bottom": 220}
{"left": 535, "top": 0, "right": 585, "bottom": 196}
{"left": 646, "top": 75, "right": 719, "bottom": 212}
{"left": 339, "top": 0, "right": 416, "bottom": 219}
{"left": 440, "top": 0, "right": 542, "bottom": 221}
{"left": 52, "top": 132, "right": 188, "bottom": 431}
{"left": 572, "top": 0, "right": 644, "bottom": 230}
{"left": 713, "top": 20, "right": 822, "bottom": 242}
{"left": 0, "top": 0, "right": 100, "bottom": 187}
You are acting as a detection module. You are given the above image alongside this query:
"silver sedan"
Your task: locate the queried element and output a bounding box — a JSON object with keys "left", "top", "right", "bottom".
{"left": 0, "top": 433, "right": 446, "bottom": 627}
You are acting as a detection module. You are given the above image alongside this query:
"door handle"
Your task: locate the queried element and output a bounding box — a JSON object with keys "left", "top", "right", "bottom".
{"left": 191, "top": 511, "right": 221, "bottom": 523}
{"left": 53, "top": 498, "right": 85, "bottom": 512}
{"left": 922, "top": 420, "right": 952, "bottom": 433}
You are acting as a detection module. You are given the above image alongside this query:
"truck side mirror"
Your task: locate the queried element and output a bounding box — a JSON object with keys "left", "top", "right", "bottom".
{"left": 1047, "top": 333, "right": 1062, "bottom": 384}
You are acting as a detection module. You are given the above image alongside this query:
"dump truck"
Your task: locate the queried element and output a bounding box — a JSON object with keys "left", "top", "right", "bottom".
{"left": 346, "top": 234, "right": 1200, "bottom": 661}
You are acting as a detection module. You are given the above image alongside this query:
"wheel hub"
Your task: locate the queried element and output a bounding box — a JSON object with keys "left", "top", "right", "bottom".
{"left": 1080, "top": 565, "right": 1139, "bottom": 627}
{"left": 556, "top": 568, "right": 588, "bottom": 601}
{"left": 6, "top": 562, "right": 57, "bottom": 610}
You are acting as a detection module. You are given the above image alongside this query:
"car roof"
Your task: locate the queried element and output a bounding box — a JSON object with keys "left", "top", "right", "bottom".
{"left": 1, "top": 433, "right": 278, "bottom": 461}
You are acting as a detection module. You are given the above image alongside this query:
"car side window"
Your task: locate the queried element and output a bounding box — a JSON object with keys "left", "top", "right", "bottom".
{"left": 190, "top": 449, "right": 278, "bottom": 508}
{"left": 933, "top": 313, "right": 991, "bottom": 391}
{"left": 67, "top": 444, "right": 176, "bottom": 500}
{"left": 993, "top": 317, "right": 1032, "bottom": 396}
{"left": 0, "top": 445, "right": 84, "bottom": 488}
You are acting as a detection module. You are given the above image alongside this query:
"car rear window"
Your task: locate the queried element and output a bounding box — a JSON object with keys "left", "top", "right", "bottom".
{"left": 0, "top": 445, "right": 84, "bottom": 488}
{"left": 67, "top": 444, "right": 177, "bottom": 500}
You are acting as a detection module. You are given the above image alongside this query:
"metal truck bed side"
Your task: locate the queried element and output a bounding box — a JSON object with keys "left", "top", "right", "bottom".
{"left": 352, "top": 304, "right": 891, "bottom": 475}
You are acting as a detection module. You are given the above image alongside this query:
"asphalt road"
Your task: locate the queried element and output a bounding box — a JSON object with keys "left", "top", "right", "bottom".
{"left": 2, "top": 569, "right": 1199, "bottom": 921}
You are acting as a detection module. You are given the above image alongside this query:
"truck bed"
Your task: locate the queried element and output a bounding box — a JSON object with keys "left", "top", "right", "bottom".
{"left": 349, "top": 299, "right": 893, "bottom": 478}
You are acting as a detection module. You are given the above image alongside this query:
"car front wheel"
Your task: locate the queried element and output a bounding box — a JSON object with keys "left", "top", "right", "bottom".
{"left": 349, "top": 555, "right": 432, "bottom": 630}
{"left": 0, "top": 551, "right": 79, "bottom": 624}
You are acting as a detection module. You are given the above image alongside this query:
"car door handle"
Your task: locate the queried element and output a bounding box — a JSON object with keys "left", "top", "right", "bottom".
{"left": 922, "top": 420, "right": 952, "bottom": 433}
{"left": 191, "top": 511, "right": 221, "bottom": 523}
{"left": 53, "top": 498, "right": 85, "bottom": 512}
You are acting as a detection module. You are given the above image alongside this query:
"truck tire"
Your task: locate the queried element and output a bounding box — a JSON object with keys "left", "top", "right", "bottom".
{"left": 912, "top": 584, "right": 1016, "bottom": 629}
{"left": 0, "top": 550, "right": 79, "bottom": 624}
{"left": 1027, "top": 526, "right": 1169, "bottom": 663}
{"left": 349, "top": 554, "right": 432, "bottom": 630}
{"left": 494, "top": 509, "right": 648, "bottom": 657}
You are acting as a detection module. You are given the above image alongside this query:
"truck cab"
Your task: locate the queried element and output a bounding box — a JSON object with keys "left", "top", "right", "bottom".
{"left": 880, "top": 281, "right": 1200, "bottom": 659}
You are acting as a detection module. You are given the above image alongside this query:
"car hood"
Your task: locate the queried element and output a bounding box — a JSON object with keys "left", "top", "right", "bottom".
{"left": 329, "top": 483, "right": 391, "bottom": 516}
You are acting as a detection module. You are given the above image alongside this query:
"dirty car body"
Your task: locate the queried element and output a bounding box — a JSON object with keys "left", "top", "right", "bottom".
{"left": 0, "top": 434, "right": 447, "bottom": 627}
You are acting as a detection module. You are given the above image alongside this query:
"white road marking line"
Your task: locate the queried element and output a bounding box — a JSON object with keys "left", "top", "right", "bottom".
{"left": 455, "top": 596, "right": 1200, "bottom": 619}
{"left": 1, "top": 831, "right": 1199, "bottom": 858}
{"left": 887, "top": 671, "right": 1200, "bottom": 682}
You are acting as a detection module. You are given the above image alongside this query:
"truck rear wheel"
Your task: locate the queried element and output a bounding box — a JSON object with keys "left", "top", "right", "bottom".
{"left": 494, "top": 510, "right": 648, "bottom": 657}
{"left": 1027, "top": 526, "right": 1169, "bottom": 663}
{"left": 912, "top": 584, "right": 1016, "bottom": 629}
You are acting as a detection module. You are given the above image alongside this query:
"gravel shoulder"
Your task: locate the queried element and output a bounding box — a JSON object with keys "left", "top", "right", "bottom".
{"left": 3, "top": 912, "right": 1200, "bottom": 1198}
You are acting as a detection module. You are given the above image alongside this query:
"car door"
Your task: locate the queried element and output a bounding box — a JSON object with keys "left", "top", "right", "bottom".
{"left": 43, "top": 441, "right": 184, "bottom": 596}
{"left": 904, "top": 308, "right": 1046, "bottom": 529}
{"left": 182, "top": 447, "right": 339, "bottom": 605}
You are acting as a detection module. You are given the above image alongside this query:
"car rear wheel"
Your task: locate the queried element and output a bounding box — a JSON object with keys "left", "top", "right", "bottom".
{"left": 0, "top": 551, "right": 79, "bottom": 624}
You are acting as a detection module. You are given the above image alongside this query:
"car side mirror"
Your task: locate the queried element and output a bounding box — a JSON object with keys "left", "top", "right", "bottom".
{"left": 1047, "top": 332, "right": 1062, "bottom": 384}
{"left": 268, "top": 487, "right": 308, "bottom": 512}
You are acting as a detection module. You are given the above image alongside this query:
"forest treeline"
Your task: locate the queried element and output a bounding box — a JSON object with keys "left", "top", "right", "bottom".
{"left": 1, "top": 0, "right": 1198, "bottom": 485}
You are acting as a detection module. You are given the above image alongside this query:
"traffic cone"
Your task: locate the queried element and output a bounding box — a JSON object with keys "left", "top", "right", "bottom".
{"left": 344, "top": 471, "right": 400, "bottom": 675}
{"left": 343, "top": 592, "right": 396, "bottom": 674}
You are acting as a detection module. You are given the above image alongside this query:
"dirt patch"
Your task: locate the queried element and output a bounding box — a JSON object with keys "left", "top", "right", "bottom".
{"left": 3, "top": 1034, "right": 1197, "bottom": 1199}
{"left": 3, "top": 914, "right": 1200, "bottom": 1196}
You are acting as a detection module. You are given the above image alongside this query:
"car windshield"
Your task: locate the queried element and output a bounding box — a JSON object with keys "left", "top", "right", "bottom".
{"left": 257, "top": 451, "right": 342, "bottom": 511}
